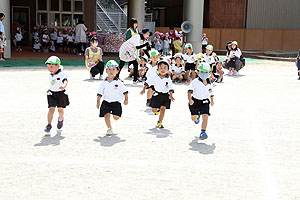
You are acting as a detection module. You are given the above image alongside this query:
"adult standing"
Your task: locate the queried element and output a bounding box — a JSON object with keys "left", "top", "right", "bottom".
{"left": 75, "top": 19, "right": 87, "bottom": 55}
{"left": 0, "top": 13, "right": 6, "bottom": 60}
{"left": 119, "top": 29, "right": 152, "bottom": 83}
{"left": 168, "top": 26, "right": 178, "bottom": 56}
{"left": 125, "top": 18, "right": 138, "bottom": 41}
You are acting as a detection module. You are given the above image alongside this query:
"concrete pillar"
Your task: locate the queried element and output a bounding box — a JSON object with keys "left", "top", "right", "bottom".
{"left": 128, "top": 0, "right": 145, "bottom": 31}
{"left": 0, "top": 0, "right": 11, "bottom": 58}
{"left": 183, "top": 0, "right": 204, "bottom": 53}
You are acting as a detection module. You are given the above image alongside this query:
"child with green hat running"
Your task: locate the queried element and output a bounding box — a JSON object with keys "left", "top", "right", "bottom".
{"left": 96, "top": 60, "right": 129, "bottom": 135}
{"left": 44, "top": 56, "right": 70, "bottom": 135}
{"left": 188, "top": 63, "right": 214, "bottom": 140}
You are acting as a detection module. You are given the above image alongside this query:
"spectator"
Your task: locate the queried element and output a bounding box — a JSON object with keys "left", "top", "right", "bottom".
{"left": 0, "top": 13, "right": 6, "bottom": 60}
{"left": 202, "top": 33, "right": 208, "bottom": 53}
{"left": 75, "top": 19, "right": 87, "bottom": 55}
{"left": 15, "top": 27, "right": 23, "bottom": 52}
{"left": 227, "top": 41, "right": 243, "bottom": 76}
{"left": 125, "top": 18, "right": 138, "bottom": 40}
{"left": 153, "top": 32, "right": 162, "bottom": 53}
{"left": 173, "top": 36, "right": 182, "bottom": 54}
{"left": 162, "top": 36, "right": 169, "bottom": 56}
{"left": 168, "top": 26, "right": 178, "bottom": 56}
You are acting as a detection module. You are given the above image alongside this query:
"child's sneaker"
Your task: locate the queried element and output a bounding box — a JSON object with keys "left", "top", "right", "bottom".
{"left": 44, "top": 124, "right": 52, "bottom": 135}
{"left": 154, "top": 109, "right": 160, "bottom": 115}
{"left": 194, "top": 113, "right": 201, "bottom": 124}
{"left": 138, "top": 77, "right": 143, "bottom": 82}
{"left": 99, "top": 75, "right": 103, "bottom": 80}
{"left": 157, "top": 121, "right": 164, "bottom": 129}
{"left": 186, "top": 79, "right": 190, "bottom": 83}
{"left": 106, "top": 128, "right": 113, "bottom": 135}
{"left": 57, "top": 118, "right": 64, "bottom": 129}
{"left": 90, "top": 75, "right": 95, "bottom": 80}
{"left": 199, "top": 131, "right": 208, "bottom": 140}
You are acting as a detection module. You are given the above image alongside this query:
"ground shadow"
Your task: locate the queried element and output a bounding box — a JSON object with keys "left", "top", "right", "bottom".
{"left": 225, "top": 74, "right": 246, "bottom": 78}
{"left": 34, "top": 130, "right": 65, "bottom": 146}
{"left": 189, "top": 137, "right": 216, "bottom": 155}
{"left": 83, "top": 79, "right": 102, "bottom": 82}
{"left": 124, "top": 83, "right": 143, "bottom": 88}
{"left": 145, "top": 127, "right": 173, "bottom": 138}
{"left": 94, "top": 134, "right": 126, "bottom": 147}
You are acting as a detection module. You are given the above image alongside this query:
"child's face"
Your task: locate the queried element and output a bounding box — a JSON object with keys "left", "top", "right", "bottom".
{"left": 175, "top": 58, "right": 181, "bottom": 65}
{"left": 231, "top": 44, "right": 236, "bottom": 49}
{"left": 47, "top": 64, "right": 60, "bottom": 74}
{"left": 151, "top": 55, "right": 159, "bottom": 62}
{"left": 106, "top": 67, "right": 119, "bottom": 77}
{"left": 185, "top": 48, "right": 192, "bottom": 53}
{"left": 158, "top": 63, "right": 169, "bottom": 75}
{"left": 140, "top": 59, "right": 145, "bottom": 65}
{"left": 91, "top": 41, "right": 98, "bottom": 47}
{"left": 216, "top": 62, "right": 222, "bottom": 69}
{"left": 171, "top": 58, "right": 175, "bottom": 64}
{"left": 206, "top": 49, "right": 213, "bottom": 55}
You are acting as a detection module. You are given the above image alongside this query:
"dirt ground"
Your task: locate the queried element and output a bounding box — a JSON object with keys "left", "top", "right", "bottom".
{"left": 0, "top": 59, "right": 300, "bottom": 200}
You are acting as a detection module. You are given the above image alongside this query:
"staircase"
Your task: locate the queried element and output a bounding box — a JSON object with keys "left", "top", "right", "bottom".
{"left": 96, "top": 0, "right": 128, "bottom": 33}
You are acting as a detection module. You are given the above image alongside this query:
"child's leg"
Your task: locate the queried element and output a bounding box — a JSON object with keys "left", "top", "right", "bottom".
{"left": 158, "top": 106, "right": 166, "bottom": 122}
{"left": 179, "top": 74, "right": 183, "bottom": 80}
{"left": 47, "top": 107, "right": 55, "bottom": 124}
{"left": 152, "top": 108, "right": 159, "bottom": 112}
{"left": 104, "top": 113, "right": 112, "bottom": 128}
{"left": 113, "top": 115, "right": 120, "bottom": 120}
{"left": 185, "top": 70, "right": 190, "bottom": 80}
{"left": 147, "top": 88, "right": 154, "bottom": 99}
{"left": 191, "top": 115, "right": 198, "bottom": 122}
{"left": 57, "top": 107, "right": 64, "bottom": 121}
{"left": 172, "top": 74, "right": 176, "bottom": 80}
{"left": 191, "top": 71, "right": 196, "bottom": 79}
{"left": 201, "top": 114, "right": 208, "bottom": 131}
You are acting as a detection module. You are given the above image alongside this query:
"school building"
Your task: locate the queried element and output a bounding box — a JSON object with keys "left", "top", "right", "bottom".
{"left": 1, "top": 0, "right": 300, "bottom": 58}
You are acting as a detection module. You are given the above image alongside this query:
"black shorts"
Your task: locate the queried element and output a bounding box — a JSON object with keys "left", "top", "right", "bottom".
{"left": 16, "top": 41, "right": 22, "bottom": 46}
{"left": 42, "top": 42, "right": 49, "bottom": 47}
{"left": 67, "top": 42, "right": 73, "bottom": 48}
{"left": 47, "top": 90, "right": 70, "bottom": 108}
{"left": 202, "top": 44, "right": 207, "bottom": 50}
{"left": 185, "top": 63, "right": 196, "bottom": 71}
{"left": 150, "top": 93, "right": 171, "bottom": 109}
{"left": 189, "top": 97, "right": 210, "bottom": 115}
{"left": 57, "top": 43, "right": 63, "bottom": 47}
{"left": 100, "top": 100, "right": 122, "bottom": 117}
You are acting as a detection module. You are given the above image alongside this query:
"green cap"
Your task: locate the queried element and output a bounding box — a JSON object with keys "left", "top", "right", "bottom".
{"left": 106, "top": 60, "right": 119, "bottom": 68}
{"left": 149, "top": 49, "right": 159, "bottom": 57}
{"left": 45, "top": 56, "right": 61, "bottom": 65}
{"left": 184, "top": 43, "right": 193, "bottom": 49}
{"left": 206, "top": 44, "right": 213, "bottom": 51}
{"left": 197, "top": 63, "right": 211, "bottom": 72}
{"left": 174, "top": 53, "right": 182, "bottom": 59}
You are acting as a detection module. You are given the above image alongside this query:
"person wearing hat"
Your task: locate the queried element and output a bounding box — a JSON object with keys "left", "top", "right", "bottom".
{"left": 144, "top": 49, "right": 160, "bottom": 106}
{"left": 14, "top": 27, "right": 23, "bottom": 52}
{"left": 125, "top": 18, "right": 138, "bottom": 41}
{"left": 227, "top": 41, "right": 243, "bottom": 76}
{"left": 140, "top": 58, "right": 175, "bottom": 129}
{"left": 85, "top": 36, "right": 105, "bottom": 79}
{"left": 119, "top": 28, "right": 152, "bottom": 83}
{"left": 188, "top": 63, "right": 214, "bottom": 140}
{"left": 96, "top": 60, "right": 129, "bottom": 135}
{"left": 171, "top": 53, "right": 185, "bottom": 83}
{"left": 42, "top": 28, "right": 50, "bottom": 53}
{"left": 203, "top": 44, "right": 219, "bottom": 82}
{"left": 44, "top": 56, "right": 70, "bottom": 135}
{"left": 183, "top": 43, "right": 198, "bottom": 83}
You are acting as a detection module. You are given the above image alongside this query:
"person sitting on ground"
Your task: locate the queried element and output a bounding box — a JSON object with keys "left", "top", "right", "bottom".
{"left": 227, "top": 41, "right": 243, "bottom": 76}
{"left": 171, "top": 54, "right": 185, "bottom": 83}
{"left": 85, "top": 37, "right": 105, "bottom": 80}
{"left": 213, "top": 61, "right": 224, "bottom": 83}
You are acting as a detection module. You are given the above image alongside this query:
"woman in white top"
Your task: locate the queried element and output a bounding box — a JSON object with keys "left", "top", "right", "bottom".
{"left": 227, "top": 41, "right": 243, "bottom": 76}
{"left": 75, "top": 19, "right": 87, "bottom": 55}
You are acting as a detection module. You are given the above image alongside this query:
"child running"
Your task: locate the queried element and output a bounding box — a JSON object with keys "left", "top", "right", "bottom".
{"left": 140, "top": 58, "right": 175, "bottom": 128}
{"left": 96, "top": 60, "right": 129, "bottom": 135}
{"left": 44, "top": 56, "right": 70, "bottom": 135}
{"left": 188, "top": 63, "right": 214, "bottom": 140}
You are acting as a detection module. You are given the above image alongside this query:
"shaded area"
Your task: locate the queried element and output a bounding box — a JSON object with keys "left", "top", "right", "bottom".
{"left": 145, "top": 128, "right": 172, "bottom": 138}
{"left": 34, "top": 130, "right": 65, "bottom": 146}
{"left": 189, "top": 137, "right": 216, "bottom": 155}
{"left": 94, "top": 134, "right": 126, "bottom": 147}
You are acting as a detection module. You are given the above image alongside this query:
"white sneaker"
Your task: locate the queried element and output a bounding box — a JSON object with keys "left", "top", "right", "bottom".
{"left": 0, "top": 58, "right": 5, "bottom": 61}
{"left": 99, "top": 75, "right": 103, "bottom": 80}
{"left": 138, "top": 77, "right": 143, "bottom": 82}
{"left": 90, "top": 75, "right": 95, "bottom": 80}
{"left": 106, "top": 128, "right": 113, "bottom": 135}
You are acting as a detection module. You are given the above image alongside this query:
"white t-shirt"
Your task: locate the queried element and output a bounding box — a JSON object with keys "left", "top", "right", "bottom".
{"left": 203, "top": 53, "right": 216, "bottom": 65}
{"left": 229, "top": 48, "right": 242, "bottom": 59}
{"left": 138, "top": 64, "right": 147, "bottom": 71}
{"left": 145, "top": 62, "right": 158, "bottom": 79}
{"left": 57, "top": 36, "right": 63, "bottom": 43}
{"left": 50, "top": 32, "right": 57, "bottom": 41}
{"left": 119, "top": 34, "right": 144, "bottom": 62}
{"left": 97, "top": 77, "right": 128, "bottom": 103}
{"left": 188, "top": 78, "right": 214, "bottom": 100}
{"left": 202, "top": 37, "right": 208, "bottom": 45}
{"left": 67, "top": 35, "right": 73, "bottom": 42}
{"left": 42, "top": 34, "right": 50, "bottom": 43}
{"left": 15, "top": 33, "right": 23, "bottom": 41}
{"left": 171, "top": 64, "right": 184, "bottom": 75}
{"left": 183, "top": 53, "right": 197, "bottom": 63}
{"left": 145, "top": 74, "right": 174, "bottom": 93}
{"left": 33, "top": 32, "right": 39, "bottom": 40}
{"left": 49, "top": 69, "right": 68, "bottom": 92}
{"left": 33, "top": 42, "right": 41, "bottom": 50}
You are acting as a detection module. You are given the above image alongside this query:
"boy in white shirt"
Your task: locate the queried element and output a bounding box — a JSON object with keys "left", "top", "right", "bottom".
{"left": 171, "top": 54, "right": 185, "bottom": 82}
{"left": 188, "top": 63, "right": 214, "bottom": 140}
{"left": 15, "top": 29, "right": 23, "bottom": 52}
{"left": 96, "top": 60, "right": 129, "bottom": 135}
{"left": 183, "top": 43, "right": 198, "bottom": 83}
{"left": 140, "top": 58, "right": 175, "bottom": 128}
{"left": 44, "top": 56, "right": 70, "bottom": 135}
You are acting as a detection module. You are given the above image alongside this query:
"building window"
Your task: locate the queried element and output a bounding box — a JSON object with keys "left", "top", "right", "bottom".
{"left": 36, "top": 0, "right": 83, "bottom": 28}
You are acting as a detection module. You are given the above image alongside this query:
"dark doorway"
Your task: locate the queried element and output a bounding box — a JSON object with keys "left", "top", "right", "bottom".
{"left": 12, "top": 6, "right": 30, "bottom": 45}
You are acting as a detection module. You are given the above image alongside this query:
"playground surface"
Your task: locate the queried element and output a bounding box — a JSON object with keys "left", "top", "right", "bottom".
{"left": 0, "top": 59, "right": 299, "bottom": 200}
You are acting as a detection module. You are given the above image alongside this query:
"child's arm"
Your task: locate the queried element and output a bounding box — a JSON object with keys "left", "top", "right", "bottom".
{"left": 187, "top": 91, "right": 194, "bottom": 105}
{"left": 169, "top": 91, "right": 175, "bottom": 101}
{"left": 96, "top": 95, "right": 101, "bottom": 109}
{"left": 140, "top": 85, "right": 147, "bottom": 95}
{"left": 59, "top": 80, "right": 68, "bottom": 90}
{"left": 124, "top": 93, "right": 128, "bottom": 105}
{"left": 211, "top": 96, "right": 214, "bottom": 106}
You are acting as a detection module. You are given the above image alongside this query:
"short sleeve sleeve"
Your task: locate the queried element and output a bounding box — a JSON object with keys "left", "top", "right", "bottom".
{"left": 209, "top": 84, "right": 214, "bottom": 96}
{"left": 118, "top": 81, "right": 128, "bottom": 95}
{"left": 85, "top": 48, "right": 90, "bottom": 57}
{"left": 145, "top": 75, "right": 154, "bottom": 87}
{"left": 97, "top": 82, "right": 105, "bottom": 96}
{"left": 168, "top": 78, "right": 174, "bottom": 92}
{"left": 188, "top": 81, "right": 195, "bottom": 93}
